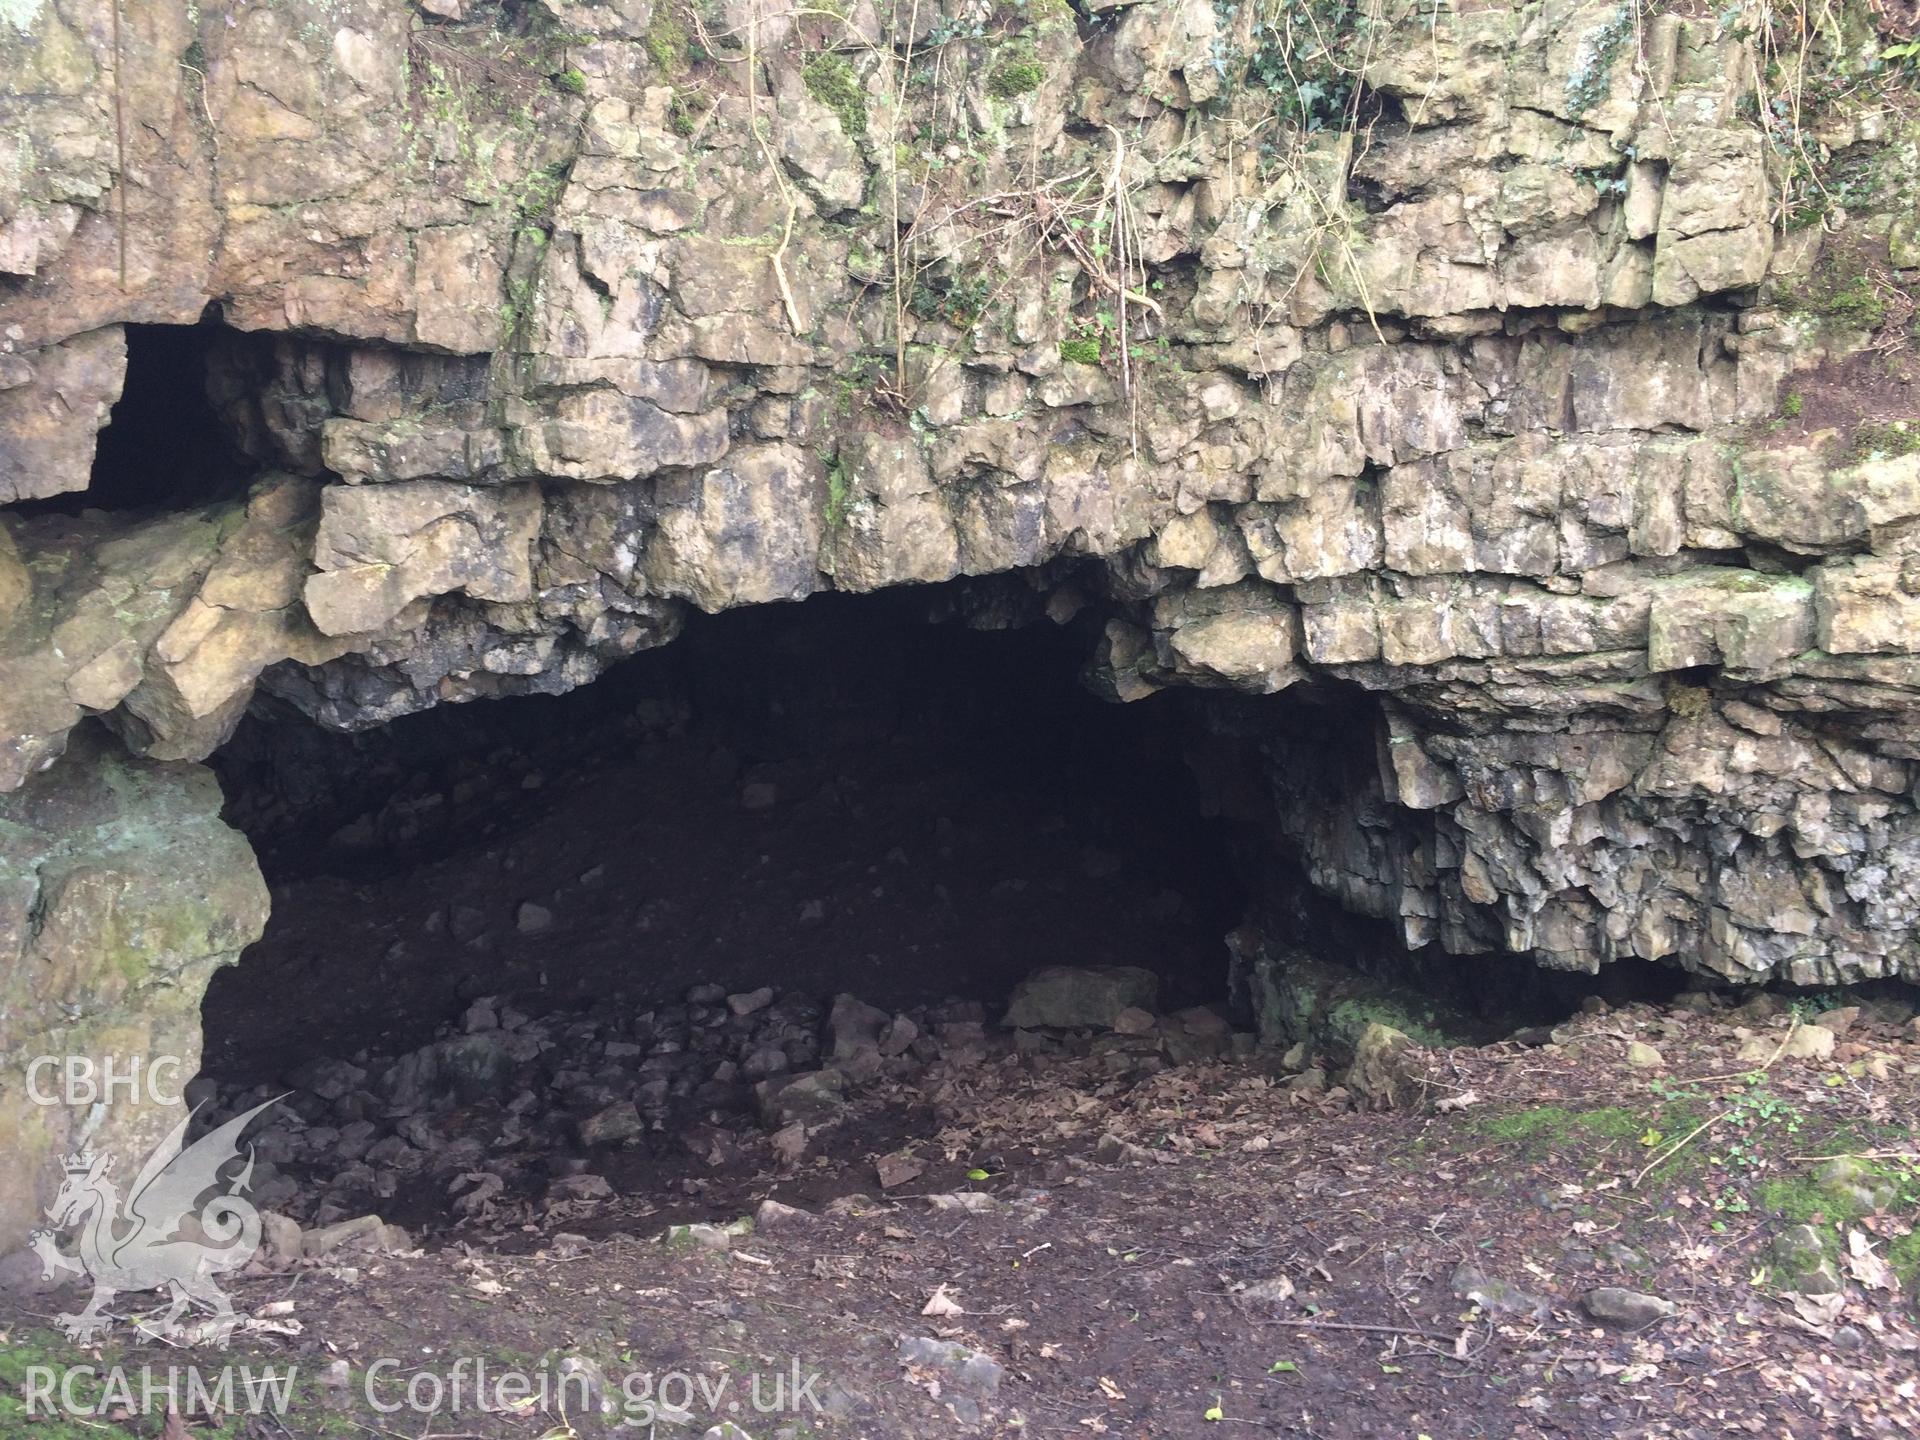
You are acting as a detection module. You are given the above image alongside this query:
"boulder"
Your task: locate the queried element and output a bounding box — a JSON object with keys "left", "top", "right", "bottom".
{"left": 1004, "top": 967, "right": 1161, "bottom": 1030}
{"left": 756, "top": 1069, "right": 848, "bottom": 1128}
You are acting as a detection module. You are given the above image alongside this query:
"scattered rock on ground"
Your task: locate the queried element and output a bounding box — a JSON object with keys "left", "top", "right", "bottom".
{"left": 757, "top": 1068, "right": 848, "bottom": 1127}
{"left": 1772, "top": 1224, "right": 1844, "bottom": 1295}
{"left": 897, "top": 1336, "right": 1003, "bottom": 1425}
{"left": 1583, "top": 1286, "right": 1675, "bottom": 1324}
{"left": 1452, "top": 1264, "right": 1550, "bottom": 1321}
{"left": 1785, "top": 1025, "right": 1837, "bottom": 1061}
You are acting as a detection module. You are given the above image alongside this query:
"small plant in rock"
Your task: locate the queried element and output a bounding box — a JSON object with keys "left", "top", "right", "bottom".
{"left": 907, "top": 270, "right": 991, "bottom": 328}
{"left": 1228, "top": 0, "right": 1376, "bottom": 133}
{"left": 1849, "top": 420, "right": 1920, "bottom": 463}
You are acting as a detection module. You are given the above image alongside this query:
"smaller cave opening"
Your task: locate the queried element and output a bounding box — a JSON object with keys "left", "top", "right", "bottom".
{"left": 20, "top": 318, "right": 258, "bottom": 516}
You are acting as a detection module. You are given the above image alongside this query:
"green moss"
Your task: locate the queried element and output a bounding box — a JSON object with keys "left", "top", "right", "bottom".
{"left": 803, "top": 52, "right": 866, "bottom": 139}
{"left": 1667, "top": 683, "right": 1711, "bottom": 718}
{"left": 1890, "top": 1228, "right": 1920, "bottom": 1288}
{"left": 825, "top": 455, "right": 854, "bottom": 529}
{"left": 987, "top": 50, "right": 1047, "bottom": 98}
{"left": 668, "top": 90, "right": 702, "bottom": 137}
{"left": 1059, "top": 336, "right": 1102, "bottom": 364}
{"left": 645, "top": 8, "right": 691, "bottom": 74}
{"left": 1779, "top": 391, "right": 1803, "bottom": 419}
{"left": 1325, "top": 996, "right": 1459, "bottom": 1049}
{"left": 551, "top": 66, "right": 587, "bottom": 95}
{"left": 1848, "top": 420, "right": 1920, "bottom": 464}
{"left": 1758, "top": 1173, "right": 1837, "bottom": 1225}
{"left": 1794, "top": 251, "right": 1889, "bottom": 331}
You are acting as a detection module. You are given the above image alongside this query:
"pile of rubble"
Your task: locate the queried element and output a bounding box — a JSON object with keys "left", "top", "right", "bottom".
{"left": 192, "top": 965, "right": 1262, "bottom": 1241}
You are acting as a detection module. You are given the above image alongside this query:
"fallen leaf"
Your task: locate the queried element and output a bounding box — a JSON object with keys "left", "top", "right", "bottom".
{"left": 1788, "top": 1291, "right": 1846, "bottom": 1330}
{"left": 1846, "top": 1230, "right": 1898, "bottom": 1292}
{"left": 922, "top": 1285, "right": 963, "bottom": 1317}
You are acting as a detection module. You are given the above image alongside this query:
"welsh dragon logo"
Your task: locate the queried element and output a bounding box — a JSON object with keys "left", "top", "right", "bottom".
{"left": 30, "top": 1099, "right": 280, "bottom": 1346}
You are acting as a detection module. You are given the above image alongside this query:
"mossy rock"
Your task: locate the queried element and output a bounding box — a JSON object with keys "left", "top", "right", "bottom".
{"left": 1770, "top": 1223, "right": 1843, "bottom": 1295}
{"left": 1248, "top": 949, "right": 1485, "bottom": 1058}
{"left": 645, "top": 8, "right": 691, "bottom": 75}
{"left": 803, "top": 52, "right": 866, "bottom": 139}
{"left": 987, "top": 49, "right": 1047, "bottom": 99}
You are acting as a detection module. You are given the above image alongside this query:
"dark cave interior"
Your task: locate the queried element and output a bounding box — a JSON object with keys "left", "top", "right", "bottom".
{"left": 203, "top": 591, "right": 1250, "bottom": 1074}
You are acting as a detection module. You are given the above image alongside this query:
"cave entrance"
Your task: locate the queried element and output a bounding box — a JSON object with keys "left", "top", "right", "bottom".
{"left": 197, "top": 589, "right": 1253, "bottom": 1236}
{"left": 25, "top": 318, "right": 257, "bottom": 515}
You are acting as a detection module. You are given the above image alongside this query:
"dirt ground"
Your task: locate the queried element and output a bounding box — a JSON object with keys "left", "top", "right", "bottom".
{"left": 6, "top": 995, "right": 1920, "bottom": 1439}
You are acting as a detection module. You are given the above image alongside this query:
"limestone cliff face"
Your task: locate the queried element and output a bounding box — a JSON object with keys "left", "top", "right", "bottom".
{"left": 2, "top": 0, "right": 1918, "bottom": 988}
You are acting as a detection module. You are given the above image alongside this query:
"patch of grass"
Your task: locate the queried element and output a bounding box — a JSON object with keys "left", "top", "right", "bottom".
{"left": 1889, "top": 1228, "right": 1920, "bottom": 1288}
{"left": 1757, "top": 1155, "right": 1920, "bottom": 1284}
{"left": 1779, "top": 390, "right": 1804, "bottom": 419}
{"left": 803, "top": 52, "right": 867, "bottom": 139}
{"left": 1473, "top": 1105, "right": 1646, "bottom": 1146}
{"left": 1757, "top": 1172, "right": 1839, "bottom": 1225}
